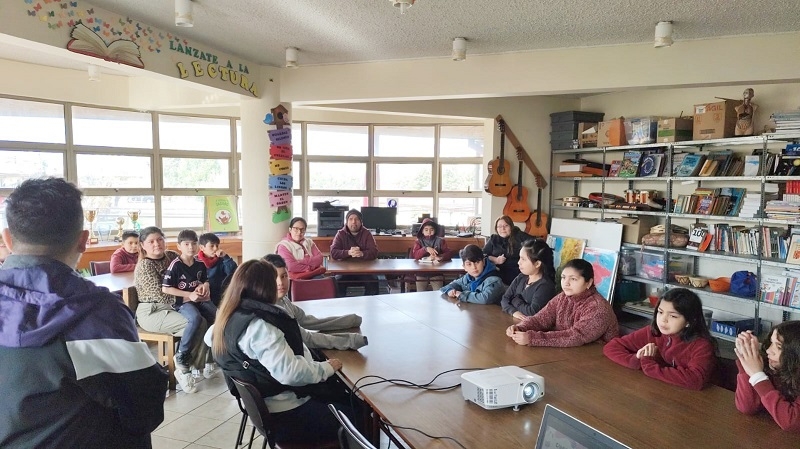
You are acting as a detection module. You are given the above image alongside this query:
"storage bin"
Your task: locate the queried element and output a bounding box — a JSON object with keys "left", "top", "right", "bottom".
{"left": 637, "top": 253, "right": 693, "bottom": 280}
{"left": 624, "top": 117, "right": 659, "bottom": 145}
{"left": 550, "top": 111, "right": 605, "bottom": 124}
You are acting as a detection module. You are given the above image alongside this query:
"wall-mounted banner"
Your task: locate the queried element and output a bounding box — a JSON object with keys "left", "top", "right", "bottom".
{"left": 269, "top": 191, "right": 291, "bottom": 208}
{"left": 269, "top": 144, "right": 292, "bottom": 160}
{"left": 267, "top": 128, "right": 292, "bottom": 145}
{"left": 268, "top": 175, "right": 292, "bottom": 191}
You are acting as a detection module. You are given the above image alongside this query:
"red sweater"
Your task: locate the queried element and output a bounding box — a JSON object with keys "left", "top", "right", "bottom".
{"left": 110, "top": 247, "right": 139, "bottom": 273}
{"left": 516, "top": 287, "right": 618, "bottom": 347}
{"left": 735, "top": 359, "right": 800, "bottom": 431}
{"left": 603, "top": 326, "right": 716, "bottom": 390}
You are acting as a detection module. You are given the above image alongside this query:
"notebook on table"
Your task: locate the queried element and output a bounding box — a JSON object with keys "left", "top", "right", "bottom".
{"left": 535, "top": 404, "right": 631, "bottom": 449}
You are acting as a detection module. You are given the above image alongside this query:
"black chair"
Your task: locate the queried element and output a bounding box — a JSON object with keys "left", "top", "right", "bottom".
{"left": 231, "top": 377, "right": 338, "bottom": 449}
{"left": 328, "top": 403, "right": 377, "bottom": 449}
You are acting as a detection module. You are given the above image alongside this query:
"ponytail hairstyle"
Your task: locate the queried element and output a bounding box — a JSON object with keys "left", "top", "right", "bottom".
{"left": 766, "top": 321, "right": 800, "bottom": 401}
{"left": 521, "top": 238, "right": 556, "bottom": 283}
{"left": 650, "top": 288, "right": 712, "bottom": 342}
{"left": 212, "top": 259, "right": 277, "bottom": 357}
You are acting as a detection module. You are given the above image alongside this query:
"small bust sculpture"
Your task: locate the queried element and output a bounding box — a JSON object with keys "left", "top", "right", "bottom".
{"left": 735, "top": 88, "right": 758, "bottom": 136}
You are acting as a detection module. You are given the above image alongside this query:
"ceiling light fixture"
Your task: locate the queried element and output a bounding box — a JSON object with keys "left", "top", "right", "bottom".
{"left": 285, "top": 47, "right": 299, "bottom": 68}
{"left": 452, "top": 37, "right": 467, "bottom": 61}
{"left": 654, "top": 21, "right": 673, "bottom": 48}
{"left": 390, "top": 0, "right": 415, "bottom": 15}
{"left": 175, "top": 0, "right": 194, "bottom": 27}
{"left": 87, "top": 64, "right": 101, "bottom": 82}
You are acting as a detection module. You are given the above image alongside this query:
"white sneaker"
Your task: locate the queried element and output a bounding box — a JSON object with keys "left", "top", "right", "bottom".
{"left": 203, "top": 363, "right": 217, "bottom": 379}
{"left": 175, "top": 370, "right": 197, "bottom": 393}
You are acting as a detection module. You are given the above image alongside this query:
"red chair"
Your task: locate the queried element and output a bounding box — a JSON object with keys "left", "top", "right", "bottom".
{"left": 89, "top": 261, "right": 111, "bottom": 276}
{"left": 291, "top": 277, "right": 337, "bottom": 301}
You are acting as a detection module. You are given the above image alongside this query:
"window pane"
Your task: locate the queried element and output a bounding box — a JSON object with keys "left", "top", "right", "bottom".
{"left": 292, "top": 125, "right": 301, "bottom": 154}
{"left": 82, "top": 196, "right": 156, "bottom": 240}
{"left": 441, "top": 163, "right": 482, "bottom": 192}
{"left": 374, "top": 126, "right": 434, "bottom": 157}
{"left": 236, "top": 120, "right": 241, "bottom": 153}
{"left": 306, "top": 196, "right": 368, "bottom": 227}
{"left": 0, "top": 98, "right": 65, "bottom": 143}
{"left": 437, "top": 197, "right": 482, "bottom": 228}
{"left": 0, "top": 150, "right": 63, "bottom": 188}
{"left": 307, "top": 124, "right": 367, "bottom": 156}
{"left": 159, "top": 115, "right": 231, "bottom": 152}
{"left": 292, "top": 160, "right": 301, "bottom": 189}
{"left": 72, "top": 106, "right": 152, "bottom": 148}
{"left": 77, "top": 154, "right": 151, "bottom": 188}
{"left": 308, "top": 162, "right": 366, "bottom": 190}
{"left": 162, "top": 196, "right": 204, "bottom": 229}
{"left": 376, "top": 197, "right": 432, "bottom": 230}
{"left": 376, "top": 163, "right": 431, "bottom": 191}
{"left": 440, "top": 125, "right": 484, "bottom": 158}
{"left": 162, "top": 158, "right": 229, "bottom": 189}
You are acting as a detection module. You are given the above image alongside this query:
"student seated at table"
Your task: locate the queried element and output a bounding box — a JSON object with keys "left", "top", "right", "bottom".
{"left": 110, "top": 231, "right": 139, "bottom": 273}
{"left": 603, "top": 288, "right": 716, "bottom": 390}
{"left": 162, "top": 229, "right": 217, "bottom": 386}
{"left": 198, "top": 232, "right": 238, "bottom": 306}
{"left": 264, "top": 254, "right": 367, "bottom": 350}
{"left": 483, "top": 215, "right": 534, "bottom": 286}
{"left": 506, "top": 258, "right": 618, "bottom": 347}
{"left": 440, "top": 244, "right": 504, "bottom": 305}
{"left": 207, "top": 259, "right": 360, "bottom": 445}
{"left": 330, "top": 209, "right": 380, "bottom": 296}
{"left": 735, "top": 321, "right": 800, "bottom": 431}
{"left": 410, "top": 218, "right": 452, "bottom": 292}
{"left": 275, "top": 217, "right": 326, "bottom": 280}
{"left": 135, "top": 226, "right": 208, "bottom": 394}
{"left": 500, "top": 238, "right": 557, "bottom": 320}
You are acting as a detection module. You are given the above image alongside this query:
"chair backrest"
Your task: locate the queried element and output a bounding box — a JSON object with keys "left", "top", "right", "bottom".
{"left": 90, "top": 261, "right": 111, "bottom": 276}
{"left": 231, "top": 377, "right": 276, "bottom": 448}
{"left": 328, "top": 404, "right": 376, "bottom": 449}
{"left": 291, "top": 277, "right": 337, "bottom": 302}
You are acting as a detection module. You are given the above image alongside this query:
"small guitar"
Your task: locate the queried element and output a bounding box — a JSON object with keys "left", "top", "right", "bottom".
{"left": 503, "top": 158, "right": 531, "bottom": 223}
{"left": 486, "top": 120, "right": 513, "bottom": 197}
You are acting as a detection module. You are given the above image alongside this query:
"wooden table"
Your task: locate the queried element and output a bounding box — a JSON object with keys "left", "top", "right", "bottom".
{"left": 78, "top": 237, "right": 243, "bottom": 271}
{"left": 87, "top": 271, "right": 136, "bottom": 304}
{"left": 314, "top": 235, "right": 484, "bottom": 256}
{"left": 326, "top": 258, "right": 466, "bottom": 293}
{"left": 298, "top": 292, "right": 800, "bottom": 449}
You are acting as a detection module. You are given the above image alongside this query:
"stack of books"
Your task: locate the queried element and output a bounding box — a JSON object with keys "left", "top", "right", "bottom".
{"left": 673, "top": 187, "right": 746, "bottom": 216}
{"left": 739, "top": 184, "right": 779, "bottom": 218}
{"left": 772, "top": 110, "right": 800, "bottom": 135}
{"left": 765, "top": 200, "right": 800, "bottom": 221}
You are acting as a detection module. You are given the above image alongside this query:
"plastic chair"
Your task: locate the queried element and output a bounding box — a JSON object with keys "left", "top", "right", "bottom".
{"left": 89, "top": 260, "right": 111, "bottom": 276}
{"left": 291, "top": 277, "right": 337, "bottom": 302}
{"left": 328, "top": 403, "right": 377, "bottom": 449}
{"left": 231, "top": 377, "right": 337, "bottom": 449}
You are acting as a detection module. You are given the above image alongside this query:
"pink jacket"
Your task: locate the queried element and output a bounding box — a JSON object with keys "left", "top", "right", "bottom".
{"left": 275, "top": 233, "right": 323, "bottom": 275}
{"left": 603, "top": 326, "right": 716, "bottom": 390}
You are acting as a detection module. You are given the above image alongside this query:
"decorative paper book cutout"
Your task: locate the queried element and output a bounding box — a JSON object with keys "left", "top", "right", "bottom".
{"left": 269, "top": 144, "right": 293, "bottom": 160}
{"left": 269, "top": 160, "right": 291, "bottom": 176}
{"left": 269, "top": 191, "right": 291, "bottom": 207}
{"left": 66, "top": 22, "right": 144, "bottom": 68}
{"left": 268, "top": 128, "right": 291, "bottom": 145}
{"left": 268, "top": 175, "right": 293, "bottom": 191}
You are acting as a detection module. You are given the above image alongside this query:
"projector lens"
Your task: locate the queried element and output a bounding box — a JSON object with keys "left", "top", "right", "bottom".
{"left": 522, "top": 382, "right": 538, "bottom": 402}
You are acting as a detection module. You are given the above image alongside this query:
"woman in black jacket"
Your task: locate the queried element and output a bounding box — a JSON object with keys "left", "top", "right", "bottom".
{"left": 483, "top": 215, "right": 534, "bottom": 285}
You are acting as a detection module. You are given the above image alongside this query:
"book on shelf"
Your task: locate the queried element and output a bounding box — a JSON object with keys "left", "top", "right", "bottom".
{"left": 760, "top": 274, "right": 791, "bottom": 306}
{"left": 639, "top": 153, "right": 663, "bottom": 177}
{"left": 618, "top": 151, "right": 642, "bottom": 178}
{"left": 743, "top": 155, "right": 760, "bottom": 176}
{"left": 686, "top": 224, "right": 710, "bottom": 251}
{"left": 698, "top": 160, "right": 719, "bottom": 177}
{"left": 774, "top": 156, "right": 800, "bottom": 176}
{"left": 706, "top": 150, "right": 734, "bottom": 176}
{"left": 675, "top": 153, "right": 707, "bottom": 177}
{"left": 608, "top": 160, "right": 622, "bottom": 177}
{"left": 695, "top": 195, "right": 715, "bottom": 215}
{"left": 719, "top": 187, "right": 746, "bottom": 216}
{"left": 670, "top": 152, "right": 687, "bottom": 176}
{"left": 787, "top": 234, "right": 800, "bottom": 265}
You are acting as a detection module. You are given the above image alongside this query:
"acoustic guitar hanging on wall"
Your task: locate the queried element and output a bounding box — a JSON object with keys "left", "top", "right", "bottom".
{"left": 503, "top": 157, "right": 531, "bottom": 223}
{"left": 486, "top": 119, "right": 513, "bottom": 197}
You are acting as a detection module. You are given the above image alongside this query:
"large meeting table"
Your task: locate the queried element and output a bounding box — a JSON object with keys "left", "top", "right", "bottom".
{"left": 298, "top": 291, "right": 800, "bottom": 449}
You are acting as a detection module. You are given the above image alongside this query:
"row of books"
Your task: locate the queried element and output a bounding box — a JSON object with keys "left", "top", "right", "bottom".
{"left": 672, "top": 187, "right": 747, "bottom": 216}
{"left": 784, "top": 180, "right": 800, "bottom": 204}
{"left": 771, "top": 111, "right": 800, "bottom": 135}
{"left": 761, "top": 270, "right": 800, "bottom": 308}
{"left": 695, "top": 224, "right": 800, "bottom": 262}
{"left": 765, "top": 200, "right": 800, "bottom": 222}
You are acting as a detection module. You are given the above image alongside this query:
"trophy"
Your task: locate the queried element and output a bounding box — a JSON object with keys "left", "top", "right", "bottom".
{"left": 113, "top": 216, "right": 126, "bottom": 242}
{"left": 84, "top": 209, "right": 99, "bottom": 244}
{"left": 127, "top": 210, "right": 141, "bottom": 232}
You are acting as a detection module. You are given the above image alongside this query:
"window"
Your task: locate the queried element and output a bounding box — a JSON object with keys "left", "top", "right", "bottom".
{"left": 307, "top": 124, "right": 367, "bottom": 156}
{"left": 0, "top": 98, "right": 65, "bottom": 143}
{"left": 374, "top": 126, "right": 434, "bottom": 157}
{"left": 159, "top": 115, "right": 231, "bottom": 152}
{"left": 440, "top": 126, "right": 484, "bottom": 158}
{"left": 77, "top": 155, "right": 151, "bottom": 188}
{"left": 376, "top": 197, "right": 433, "bottom": 228}
{"left": 162, "top": 158, "right": 230, "bottom": 189}
{"left": 83, "top": 196, "right": 156, "bottom": 238}
{"left": 437, "top": 197, "right": 482, "bottom": 229}
{"left": 441, "top": 163, "right": 483, "bottom": 193}
{"left": 0, "top": 150, "right": 64, "bottom": 188}
{"left": 375, "top": 163, "right": 431, "bottom": 191}
{"left": 161, "top": 196, "right": 205, "bottom": 229}
{"left": 72, "top": 106, "right": 152, "bottom": 148}
{"left": 308, "top": 162, "right": 366, "bottom": 190}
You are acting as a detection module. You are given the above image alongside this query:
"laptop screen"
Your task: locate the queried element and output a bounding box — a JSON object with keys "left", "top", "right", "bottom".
{"left": 535, "top": 404, "right": 631, "bottom": 449}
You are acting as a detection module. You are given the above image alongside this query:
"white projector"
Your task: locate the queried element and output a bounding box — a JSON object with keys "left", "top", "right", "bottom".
{"left": 461, "top": 366, "right": 545, "bottom": 411}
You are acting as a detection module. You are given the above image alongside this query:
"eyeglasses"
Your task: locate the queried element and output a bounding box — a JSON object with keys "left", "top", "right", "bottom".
{"left": 290, "top": 227, "right": 306, "bottom": 233}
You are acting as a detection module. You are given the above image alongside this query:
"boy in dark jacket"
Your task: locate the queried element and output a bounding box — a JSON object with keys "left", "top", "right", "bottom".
{"left": 330, "top": 209, "right": 380, "bottom": 296}
{"left": 410, "top": 218, "right": 452, "bottom": 291}
{"left": 0, "top": 178, "right": 167, "bottom": 448}
{"left": 197, "top": 232, "right": 238, "bottom": 306}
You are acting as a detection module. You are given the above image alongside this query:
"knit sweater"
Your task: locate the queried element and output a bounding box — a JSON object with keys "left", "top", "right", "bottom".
{"left": 735, "top": 359, "right": 800, "bottom": 431}
{"left": 500, "top": 273, "right": 557, "bottom": 317}
{"left": 110, "top": 247, "right": 139, "bottom": 273}
{"left": 603, "top": 326, "right": 716, "bottom": 390}
{"left": 515, "top": 286, "right": 618, "bottom": 347}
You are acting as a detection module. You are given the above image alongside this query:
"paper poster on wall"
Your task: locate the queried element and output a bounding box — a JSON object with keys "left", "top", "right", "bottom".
{"left": 204, "top": 195, "right": 240, "bottom": 233}
{"left": 581, "top": 247, "right": 619, "bottom": 303}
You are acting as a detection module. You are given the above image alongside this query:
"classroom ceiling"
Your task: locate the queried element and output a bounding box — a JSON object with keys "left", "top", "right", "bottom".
{"left": 81, "top": 0, "right": 800, "bottom": 67}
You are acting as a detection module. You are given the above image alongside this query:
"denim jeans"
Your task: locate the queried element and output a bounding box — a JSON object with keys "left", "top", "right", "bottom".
{"left": 176, "top": 300, "right": 217, "bottom": 354}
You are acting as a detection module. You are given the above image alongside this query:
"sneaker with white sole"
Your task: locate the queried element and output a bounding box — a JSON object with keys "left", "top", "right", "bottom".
{"left": 203, "top": 363, "right": 217, "bottom": 379}
{"left": 174, "top": 370, "right": 197, "bottom": 393}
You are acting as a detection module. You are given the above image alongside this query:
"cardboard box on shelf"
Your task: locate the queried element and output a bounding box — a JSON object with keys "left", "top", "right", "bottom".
{"left": 657, "top": 117, "right": 694, "bottom": 143}
{"left": 693, "top": 100, "right": 738, "bottom": 140}
{"left": 617, "top": 215, "right": 659, "bottom": 244}
{"left": 578, "top": 122, "right": 598, "bottom": 148}
{"left": 597, "top": 118, "right": 627, "bottom": 147}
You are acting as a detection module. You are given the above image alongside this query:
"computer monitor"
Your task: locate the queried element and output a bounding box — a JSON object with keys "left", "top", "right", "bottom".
{"left": 535, "top": 404, "right": 630, "bottom": 449}
{"left": 361, "top": 207, "right": 397, "bottom": 233}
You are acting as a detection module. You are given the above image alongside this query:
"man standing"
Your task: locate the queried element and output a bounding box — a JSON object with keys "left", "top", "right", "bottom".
{"left": 329, "top": 209, "right": 380, "bottom": 296}
{"left": 0, "top": 178, "right": 167, "bottom": 448}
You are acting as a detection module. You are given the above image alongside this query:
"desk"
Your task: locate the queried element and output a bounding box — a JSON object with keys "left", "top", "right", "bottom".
{"left": 298, "top": 292, "right": 800, "bottom": 449}
{"left": 326, "top": 258, "right": 465, "bottom": 293}
{"left": 87, "top": 271, "right": 136, "bottom": 304}
{"left": 314, "top": 235, "right": 484, "bottom": 256}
